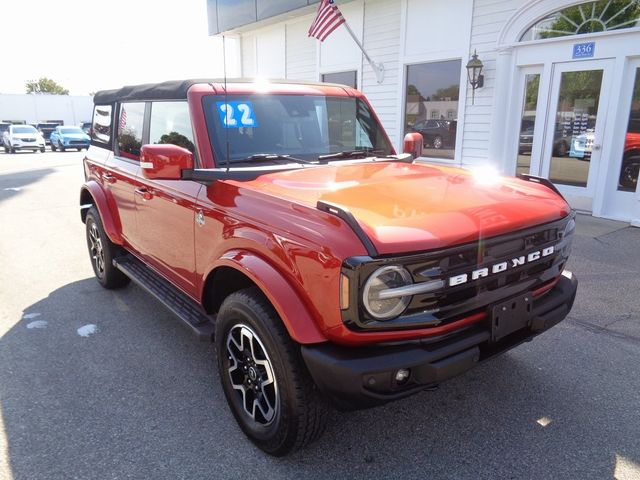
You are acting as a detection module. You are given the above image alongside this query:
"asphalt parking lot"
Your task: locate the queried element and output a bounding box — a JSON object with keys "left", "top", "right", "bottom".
{"left": 0, "top": 150, "right": 639, "bottom": 480}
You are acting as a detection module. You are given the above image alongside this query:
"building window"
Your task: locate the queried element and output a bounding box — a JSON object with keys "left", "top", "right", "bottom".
{"left": 149, "top": 101, "right": 196, "bottom": 153}
{"left": 91, "top": 105, "right": 112, "bottom": 145}
{"left": 322, "top": 71, "right": 358, "bottom": 89}
{"left": 521, "top": 1, "right": 640, "bottom": 41}
{"left": 404, "top": 59, "right": 461, "bottom": 159}
{"left": 516, "top": 73, "right": 541, "bottom": 175}
{"left": 618, "top": 67, "right": 640, "bottom": 192}
{"left": 117, "top": 102, "right": 145, "bottom": 161}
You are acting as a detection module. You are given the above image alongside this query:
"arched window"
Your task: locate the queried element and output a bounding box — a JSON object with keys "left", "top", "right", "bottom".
{"left": 521, "top": 0, "right": 640, "bottom": 41}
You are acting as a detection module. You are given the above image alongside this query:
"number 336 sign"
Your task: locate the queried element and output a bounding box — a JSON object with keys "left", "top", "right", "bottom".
{"left": 572, "top": 42, "right": 595, "bottom": 59}
{"left": 216, "top": 101, "right": 258, "bottom": 128}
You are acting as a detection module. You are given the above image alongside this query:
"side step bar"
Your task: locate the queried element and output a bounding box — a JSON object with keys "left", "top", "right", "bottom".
{"left": 113, "top": 256, "right": 215, "bottom": 341}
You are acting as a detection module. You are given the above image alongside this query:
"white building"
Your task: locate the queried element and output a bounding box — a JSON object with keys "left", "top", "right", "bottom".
{"left": 0, "top": 94, "right": 93, "bottom": 126}
{"left": 209, "top": 0, "right": 640, "bottom": 225}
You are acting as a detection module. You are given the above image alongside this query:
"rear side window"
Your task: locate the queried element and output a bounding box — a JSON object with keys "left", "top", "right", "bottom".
{"left": 92, "top": 105, "right": 112, "bottom": 144}
{"left": 117, "top": 102, "right": 145, "bottom": 161}
{"left": 149, "top": 101, "right": 196, "bottom": 153}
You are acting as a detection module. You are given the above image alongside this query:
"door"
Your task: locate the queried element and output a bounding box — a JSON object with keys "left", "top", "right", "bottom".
{"left": 106, "top": 101, "right": 147, "bottom": 248}
{"left": 134, "top": 101, "right": 201, "bottom": 297}
{"left": 601, "top": 60, "right": 640, "bottom": 223}
{"left": 538, "top": 60, "right": 614, "bottom": 212}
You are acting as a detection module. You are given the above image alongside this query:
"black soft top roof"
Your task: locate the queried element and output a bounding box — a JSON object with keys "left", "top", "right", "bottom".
{"left": 93, "top": 78, "right": 351, "bottom": 104}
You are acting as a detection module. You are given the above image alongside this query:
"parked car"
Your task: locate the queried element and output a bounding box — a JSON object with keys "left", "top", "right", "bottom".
{"left": 3, "top": 124, "right": 45, "bottom": 153}
{"left": 518, "top": 123, "right": 569, "bottom": 157}
{"left": 619, "top": 131, "right": 640, "bottom": 191}
{"left": 0, "top": 123, "right": 11, "bottom": 147}
{"left": 410, "top": 119, "right": 457, "bottom": 149}
{"left": 50, "top": 126, "right": 91, "bottom": 151}
{"left": 80, "top": 79, "right": 577, "bottom": 455}
{"left": 35, "top": 122, "right": 62, "bottom": 145}
{"left": 571, "top": 129, "right": 595, "bottom": 159}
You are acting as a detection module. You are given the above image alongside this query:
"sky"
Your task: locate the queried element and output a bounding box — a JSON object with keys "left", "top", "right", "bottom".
{"left": 0, "top": 0, "right": 237, "bottom": 95}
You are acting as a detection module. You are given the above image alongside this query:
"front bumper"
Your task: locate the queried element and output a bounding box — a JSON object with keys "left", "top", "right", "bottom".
{"left": 302, "top": 273, "right": 577, "bottom": 410}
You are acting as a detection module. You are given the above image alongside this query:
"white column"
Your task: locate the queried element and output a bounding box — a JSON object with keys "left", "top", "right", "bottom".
{"left": 488, "top": 46, "right": 514, "bottom": 173}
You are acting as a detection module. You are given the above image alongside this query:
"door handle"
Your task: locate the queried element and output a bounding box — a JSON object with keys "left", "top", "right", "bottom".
{"left": 134, "top": 187, "right": 152, "bottom": 201}
{"left": 102, "top": 173, "right": 116, "bottom": 184}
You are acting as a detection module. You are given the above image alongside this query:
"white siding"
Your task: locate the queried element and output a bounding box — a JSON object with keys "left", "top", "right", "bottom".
{"left": 256, "top": 28, "right": 286, "bottom": 77}
{"left": 0, "top": 95, "right": 93, "bottom": 125}
{"left": 361, "top": 0, "right": 402, "bottom": 146}
{"left": 285, "top": 18, "right": 318, "bottom": 82}
{"left": 462, "top": 0, "right": 526, "bottom": 164}
{"left": 241, "top": 35, "right": 256, "bottom": 77}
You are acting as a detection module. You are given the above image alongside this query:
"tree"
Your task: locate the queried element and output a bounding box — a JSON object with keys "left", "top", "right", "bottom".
{"left": 25, "top": 78, "right": 69, "bottom": 95}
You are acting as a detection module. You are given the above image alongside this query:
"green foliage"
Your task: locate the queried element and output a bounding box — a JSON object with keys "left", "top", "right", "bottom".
{"left": 539, "top": 0, "right": 640, "bottom": 39}
{"left": 158, "top": 131, "right": 195, "bottom": 153}
{"left": 25, "top": 77, "right": 69, "bottom": 95}
{"left": 432, "top": 84, "right": 460, "bottom": 101}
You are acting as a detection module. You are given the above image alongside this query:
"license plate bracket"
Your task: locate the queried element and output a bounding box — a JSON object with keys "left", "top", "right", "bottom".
{"left": 489, "top": 293, "right": 533, "bottom": 343}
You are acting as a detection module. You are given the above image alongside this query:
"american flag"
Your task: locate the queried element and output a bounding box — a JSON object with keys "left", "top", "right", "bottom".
{"left": 308, "top": 0, "right": 345, "bottom": 42}
{"left": 119, "top": 107, "right": 127, "bottom": 131}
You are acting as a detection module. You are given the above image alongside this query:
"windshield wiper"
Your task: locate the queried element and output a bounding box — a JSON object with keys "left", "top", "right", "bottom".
{"left": 318, "top": 149, "right": 388, "bottom": 162}
{"left": 243, "top": 153, "right": 318, "bottom": 165}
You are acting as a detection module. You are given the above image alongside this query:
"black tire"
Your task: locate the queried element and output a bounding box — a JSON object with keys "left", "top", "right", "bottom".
{"left": 51, "top": 144, "right": 57, "bottom": 152}
{"left": 10, "top": 146, "right": 15, "bottom": 154}
{"left": 85, "top": 206, "right": 129, "bottom": 289}
{"left": 619, "top": 153, "right": 639, "bottom": 190}
{"left": 216, "top": 287, "right": 327, "bottom": 456}
{"left": 40, "top": 147, "right": 45, "bottom": 153}
{"left": 59, "top": 142, "right": 65, "bottom": 152}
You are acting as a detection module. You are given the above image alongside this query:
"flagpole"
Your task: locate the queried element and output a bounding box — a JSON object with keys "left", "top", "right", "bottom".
{"left": 340, "top": 21, "right": 385, "bottom": 84}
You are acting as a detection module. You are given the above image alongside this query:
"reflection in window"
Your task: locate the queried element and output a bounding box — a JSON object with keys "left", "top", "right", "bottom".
{"left": 404, "top": 60, "right": 461, "bottom": 159}
{"left": 92, "top": 105, "right": 112, "bottom": 144}
{"left": 550, "top": 69, "right": 603, "bottom": 187}
{"left": 618, "top": 68, "right": 640, "bottom": 192}
{"left": 149, "top": 102, "right": 196, "bottom": 153}
{"left": 117, "top": 102, "right": 145, "bottom": 161}
{"left": 521, "top": 0, "right": 640, "bottom": 41}
{"left": 321, "top": 71, "right": 358, "bottom": 89}
{"left": 517, "top": 74, "right": 540, "bottom": 175}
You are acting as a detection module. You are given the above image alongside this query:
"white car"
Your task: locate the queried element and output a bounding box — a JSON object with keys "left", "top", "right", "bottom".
{"left": 3, "top": 124, "right": 46, "bottom": 153}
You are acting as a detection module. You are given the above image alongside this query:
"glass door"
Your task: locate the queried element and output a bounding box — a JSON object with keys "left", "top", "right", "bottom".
{"left": 601, "top": 60, "right": 640, "bottom": 223}
{"left": 539, "top": 60, "right": 614, "bottom": 211}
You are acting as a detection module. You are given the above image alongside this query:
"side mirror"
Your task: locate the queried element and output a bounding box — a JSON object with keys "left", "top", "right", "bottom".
{"left": 403, "top": 132, "right": 423, "bottom": 159}
{"left": 140, "top": 144, "right": 194, "bottom": 180}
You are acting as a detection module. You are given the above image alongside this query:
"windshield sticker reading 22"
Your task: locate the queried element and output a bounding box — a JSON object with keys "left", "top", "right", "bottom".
{"left": 216, "top": 101, "right": 259, "bottom": 128}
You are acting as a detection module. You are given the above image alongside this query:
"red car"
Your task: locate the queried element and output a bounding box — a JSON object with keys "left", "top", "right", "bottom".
{"left": 620, "top": 132, "right": 640, "bottom": 191}
{"left": 80, "top": 79, "right": 577, "bottom": 455}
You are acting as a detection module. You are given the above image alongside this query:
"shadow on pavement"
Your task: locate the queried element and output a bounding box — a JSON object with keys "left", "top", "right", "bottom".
{"left": 0, "top": 277, "right": 638, "bottom": 479}
{"left": 0, "top": 168, "right": 55, "bottom": 205}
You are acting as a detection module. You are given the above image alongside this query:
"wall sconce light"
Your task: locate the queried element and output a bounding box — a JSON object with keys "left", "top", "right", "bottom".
{"left": 466, "top": 50, "right": 484, "bottom": 105}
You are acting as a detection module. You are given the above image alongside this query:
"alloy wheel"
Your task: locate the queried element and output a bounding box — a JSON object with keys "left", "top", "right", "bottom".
{"left": 226, "top": 324, "right": 278, "bottom": 425}
{"left": 88, "top": 222, "right": 105, "bottom": 277}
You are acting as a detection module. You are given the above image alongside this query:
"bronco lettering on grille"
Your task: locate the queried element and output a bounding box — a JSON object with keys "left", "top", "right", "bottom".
{"left": 448, "top": 246, "right": 555, "bottom": 287}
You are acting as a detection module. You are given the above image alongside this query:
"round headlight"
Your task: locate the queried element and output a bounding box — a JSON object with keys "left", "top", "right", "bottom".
{"left": 362, "top": 266, "right": 412, "bottom": 320}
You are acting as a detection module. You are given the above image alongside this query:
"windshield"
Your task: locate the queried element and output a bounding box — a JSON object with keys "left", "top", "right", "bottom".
{"left": 60, "top": 127, "right": 83, "bottom": 134}
{"left": 13, "top": 126, "right": 37, "bottom": 134}
{"left": 203, "top": 95, "right": 392, "bottom": 165}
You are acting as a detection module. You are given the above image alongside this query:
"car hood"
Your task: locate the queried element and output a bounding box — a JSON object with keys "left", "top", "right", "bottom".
{"left": 243, "top": 161, "right": 571, "bottom": 255}
{"left": 60, "top": 133, "right": 90, "bottom": 140}
{"left": 13, "top": 133, "right": 42, "bottom": 139}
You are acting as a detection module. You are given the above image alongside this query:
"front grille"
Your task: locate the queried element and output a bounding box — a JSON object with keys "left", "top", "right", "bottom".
{"left": 342, "top": 214, "right": 574, "bottom": 331}
{"left": 20, "top": 138, "right": 36, "bottom": 142}
{"left": 69, "top": 140, "right": 87, "bottom": 145}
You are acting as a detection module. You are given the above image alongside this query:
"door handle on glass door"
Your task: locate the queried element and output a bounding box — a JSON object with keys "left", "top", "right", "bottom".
{"left": 134, "top": 187, "right": 152, "bottom": 201}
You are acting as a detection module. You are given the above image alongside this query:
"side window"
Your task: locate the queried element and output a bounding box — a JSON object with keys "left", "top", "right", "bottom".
{"left": 149, "top": 101, "right": 196, "bottom": 153}
{"left": 92, "top": 105, "right": 112, "bottom": 144}
{"left": 117, "top": 102, "right": 145, "bottom": 160}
